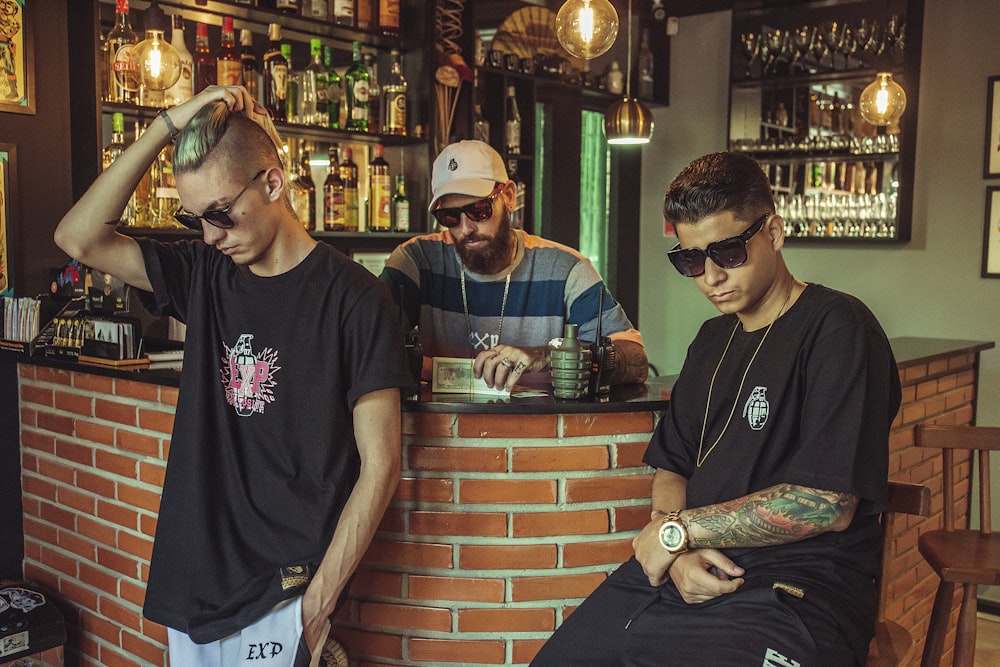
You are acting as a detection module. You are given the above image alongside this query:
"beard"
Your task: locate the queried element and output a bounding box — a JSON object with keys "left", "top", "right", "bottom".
{"left": 455, "top": 208, "right": 515, "bottom": 275}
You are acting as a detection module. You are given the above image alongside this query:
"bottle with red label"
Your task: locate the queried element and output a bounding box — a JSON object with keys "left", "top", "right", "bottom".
{"left": 216, "top": 17, "right": 242, "bottom": 86}
{"left": 193, "top": 22, "right": 216, "bottom": 93}
{"left": 105, "top": 0, "right": 138, "bottom": 103}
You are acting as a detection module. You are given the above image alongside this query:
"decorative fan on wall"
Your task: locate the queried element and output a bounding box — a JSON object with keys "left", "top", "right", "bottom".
{"left": 492, "top": 6, "right": 564, "bottom": 59}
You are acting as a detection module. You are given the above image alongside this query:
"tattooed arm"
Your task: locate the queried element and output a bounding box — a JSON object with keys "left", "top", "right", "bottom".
{"left": 633, "top": 472, "right": 858, "bottom": 594}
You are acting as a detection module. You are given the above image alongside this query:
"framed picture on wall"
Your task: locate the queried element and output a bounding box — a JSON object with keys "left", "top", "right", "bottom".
{"left": 0, "top": 0, "right": 34, "bottom": 116}
{"left": 985, "top": 76, "right": 1000, "bottom": 178}
{"left": 0, "top": 143, "right": 15, "bottom": 296}
{"left": 981, "top": 186, "right": 1000, "bottom": 278}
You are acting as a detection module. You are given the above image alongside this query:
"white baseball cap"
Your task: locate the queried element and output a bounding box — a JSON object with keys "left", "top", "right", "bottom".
{"left": 429, "top": 140, "right": 509, "bottom": 211}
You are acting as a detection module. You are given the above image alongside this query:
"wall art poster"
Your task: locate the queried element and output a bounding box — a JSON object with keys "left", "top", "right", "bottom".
{"left": 0, "top": 0, "right": 33, "bottom": 115}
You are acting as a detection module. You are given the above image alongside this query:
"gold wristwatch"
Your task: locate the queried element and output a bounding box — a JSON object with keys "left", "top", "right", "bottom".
{"left": 657, "top": 511, "right": 689, "bottom": 554}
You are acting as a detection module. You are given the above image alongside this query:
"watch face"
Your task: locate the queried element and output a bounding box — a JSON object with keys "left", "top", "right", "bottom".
{"left": 661, "top": 524, "right": 683, "bottom": 549}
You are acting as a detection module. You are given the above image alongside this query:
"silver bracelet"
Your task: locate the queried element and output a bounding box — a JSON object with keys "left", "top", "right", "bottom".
{"left": 158, "top": 108, "right": 179, "bottom": 142}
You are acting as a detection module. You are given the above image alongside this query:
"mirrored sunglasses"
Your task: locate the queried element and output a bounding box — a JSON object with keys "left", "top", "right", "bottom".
{"left": 174, "top": 169, "right": 267, "bottom": 231}
{"left": 431, "top": 185, "right": 503, "bottom": 228}
{"left": 667, "top": 212, "right": 770, "bottom": 278}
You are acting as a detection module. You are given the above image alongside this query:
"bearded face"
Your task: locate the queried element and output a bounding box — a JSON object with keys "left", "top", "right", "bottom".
{"left": 454, "top": 204, "right": 515, "bottom": 275}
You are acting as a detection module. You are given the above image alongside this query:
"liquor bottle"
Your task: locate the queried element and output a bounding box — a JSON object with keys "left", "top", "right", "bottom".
{"left": 507, "top": 159, "right": 526, "bottom": 230}
{"left": 262, "top": 23, "right": 288, "bottom": 122}
{"left": 369, "top": 144, "right": 392, "bottom": 232}
{"left": 378, "top": 0, "right": 400, "bottom": 37}
{"left": 216, "top": 17, "right": 241, "bottom": 86}
{"left": 130, "top": 122, "right": 152, "bottom": 226}
{"left": 344, "top": 42, "right": 370, "bottom": 132}
{"left": 151, "top": 142, "right": 180, "bottom": 227}
{"left": 302, "top": 39, "right": 325, "bottom": 126}
{"left": 332, "top": 0, "right": 354, "bottom": 26}
{"left": 165, "top": 15, "right": 194, "bottom": 107}
{"left": 383, "top": 49, "right": 407, "bottom": 136}
{"left": 106, "top": 0, "right": 138, "bottom": 104}
{"left": 323, "top": 46, "right": 342, "bottom": 130}
{"left": 102, "top": 112, "right": 126, "bottom": 172}
{"left": 282, "top": 43, "right": 299, "bottom": 123}
{"left": 392, "top": 174, "right": 409, "bottom": 232}
{"left": 504, "top": 85, "right": 521, "bottom": 155}
{"left": 364, "top": 53, "right": 381, "bottom": 134}
{"left": 356, "top": 0, "right": 374, "bottom": 31}
{"left": 472, "top": 104, "right": 490, "bottom": 143}
{"left": 240, "top": 29, "right": 259, "bottom": 103}
{"left": 297, "top": 149, "right": 316, "bottom": 230}
{"left": 323, "top": 145, "right": 346, "bottom": 231}
{"left": 305, "top": 0, "right": 328, "bottom": 19}
{"left": 276, "top": 0, "right": 301, "bottom": 14}
{"left": 637, "top": 28, "right": 654, "bottom": 100}
{"left": 340, "top": 147, "right": 360, "bottom": 231}
{"left": 194, "top": 22, "right": 216, "bottom": 94}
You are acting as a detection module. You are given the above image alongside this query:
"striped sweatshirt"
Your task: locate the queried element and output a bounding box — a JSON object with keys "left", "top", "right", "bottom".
{"left": 380, "top": 229, "right": 643, "bottom": 359}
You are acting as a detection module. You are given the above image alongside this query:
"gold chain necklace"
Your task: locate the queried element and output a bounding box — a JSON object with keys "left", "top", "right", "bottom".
{"left": 461, "top": 268, "right": 511, "bottom": 350}
{"left": 696, "top": 283, "right": 795, "bottom": 468}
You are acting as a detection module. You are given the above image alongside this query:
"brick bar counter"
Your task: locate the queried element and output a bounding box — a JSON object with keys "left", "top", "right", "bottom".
{"left": 15, "top": 337, "right": 992, "bottom": 666}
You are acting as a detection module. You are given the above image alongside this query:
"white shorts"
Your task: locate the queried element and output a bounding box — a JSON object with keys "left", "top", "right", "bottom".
{"left": 166, "top": 596, "right": 330, "bottom": 667}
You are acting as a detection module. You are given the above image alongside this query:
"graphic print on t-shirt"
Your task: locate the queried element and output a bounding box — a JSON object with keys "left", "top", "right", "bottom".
{"left": 220, "top": 333, "right": 280, "bottom": 417}
{"left": 743, "top": 385, "right": 770, "bottom": 430}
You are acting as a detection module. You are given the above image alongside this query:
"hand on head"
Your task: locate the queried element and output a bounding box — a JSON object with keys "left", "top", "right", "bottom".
{"left": 165, "top": 85, "right": 268, "bottom": 137}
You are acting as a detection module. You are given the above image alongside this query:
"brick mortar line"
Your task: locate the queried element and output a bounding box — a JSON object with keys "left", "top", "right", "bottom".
{"left": 898, "top": 365, "right": 975, "bottom": 389}
{"left": 24, "top": 444, "right": 167, "bottom": 495}
{"left": 22, "top": 511, "right": 154, "bottom": 573}
{"left": 22, "top": 554, "right": 147, "bottom": 613}
{"left": 395, "top": 469, "right": 654, "bottom": 480}
{"left": 19, "top": 378, "right": 172, "bottom": 412}
{"left": 403, "top": 434, "right": 656, "bottom": 447}
{"left": 390, "top": 499, "right": 650, "bottom": 513}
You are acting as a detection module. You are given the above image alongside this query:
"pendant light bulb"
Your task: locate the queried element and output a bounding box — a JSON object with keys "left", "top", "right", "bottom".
{"left": 858, "top": 72, "right": 907, "bottom": 126}
{"left": 135, "top": 29, "right": 182, "bottom": 92}
{"left": 556, "top": 0, "right": 619, "bottom": 60}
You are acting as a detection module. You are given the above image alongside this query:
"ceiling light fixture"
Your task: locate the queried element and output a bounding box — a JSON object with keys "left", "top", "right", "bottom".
{"left": 858, "top": 71, "right": 907, "bottom": 126}
{"left": 604, "top": 0, "right": 653, "bottom": 145}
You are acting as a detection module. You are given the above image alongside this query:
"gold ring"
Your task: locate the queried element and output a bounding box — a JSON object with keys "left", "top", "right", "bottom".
{"left": 500, "top": 358, "right": 514, "bottom": 368}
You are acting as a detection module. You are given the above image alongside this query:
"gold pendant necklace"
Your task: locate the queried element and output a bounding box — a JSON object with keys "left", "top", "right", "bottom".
{"left": 696, "top": 282, "right": 795, "bottom": 468}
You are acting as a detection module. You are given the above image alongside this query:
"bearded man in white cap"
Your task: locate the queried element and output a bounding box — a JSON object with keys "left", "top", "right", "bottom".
{"left": 381, "top": 140, "right": 647, "bottom": 391}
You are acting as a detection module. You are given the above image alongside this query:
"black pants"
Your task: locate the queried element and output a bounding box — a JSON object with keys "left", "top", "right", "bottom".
{"left": 531, "top": 558, "right": 862, "bottom": 667}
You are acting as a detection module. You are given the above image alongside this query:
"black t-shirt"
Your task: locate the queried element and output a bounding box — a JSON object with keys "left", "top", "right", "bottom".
{"left": 136, "top": 240, "right": 413, "bottom": 642}
{"left": 644, "top": 284, "right": 900, "bottom": 659}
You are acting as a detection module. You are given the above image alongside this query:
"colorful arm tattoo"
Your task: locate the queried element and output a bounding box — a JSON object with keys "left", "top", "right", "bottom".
{"left": 684, "top": 484, "right": 858, "bottom": 548}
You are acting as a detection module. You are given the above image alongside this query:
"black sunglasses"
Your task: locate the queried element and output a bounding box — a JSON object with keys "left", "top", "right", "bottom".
{"left": 174, "top": 169, "right": 267, "bottom": 231}
{"left": 667, "top": 212, "right": 770, "bottom": 277}
{"left": 431, "top": 185, "right": 503, "bottom": 228}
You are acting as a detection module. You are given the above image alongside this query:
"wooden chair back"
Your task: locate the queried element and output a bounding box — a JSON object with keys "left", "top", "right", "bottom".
{"left": 915, "top": 424, "right": 999, "bottom": 535}
{"left": 866, "top": 480, "right": 932, "bottom": 666}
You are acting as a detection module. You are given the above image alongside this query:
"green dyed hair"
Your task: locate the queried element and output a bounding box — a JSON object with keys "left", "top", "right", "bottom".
{"left": 173, "top": 102, "right": 285, "bottom": 179}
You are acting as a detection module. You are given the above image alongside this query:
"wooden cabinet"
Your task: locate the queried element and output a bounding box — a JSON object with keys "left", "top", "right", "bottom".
{"left": 728, "top": 0, "right": 924, "bottom": 244}
{"left": 71, "top": 0, "right": 435, "bottom": 258}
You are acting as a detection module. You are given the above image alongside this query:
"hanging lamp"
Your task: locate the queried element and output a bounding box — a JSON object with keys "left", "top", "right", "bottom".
{"left": 858, "top": 72, "right": 906, "bottom": 126}
{"left": 556, "top": 0, "right": 619, "bottom": 60}
{"left": 604, "top": 0, "right": 653, "bottom": 145}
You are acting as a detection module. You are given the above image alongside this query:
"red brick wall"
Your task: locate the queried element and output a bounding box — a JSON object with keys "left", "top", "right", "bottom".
{"left": 331, "top": 410, "right": 657, "bottom": 666}
{"left": 885, "top": 351, "right": 979, "bottom": 666}
{"left": 19, "top": 364, "right": 174, "bottom": 667}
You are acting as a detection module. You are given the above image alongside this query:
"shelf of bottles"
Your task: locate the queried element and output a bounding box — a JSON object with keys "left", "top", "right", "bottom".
{"left": 728, "top": 4, "right": 913, "bottom": 242}
{"left": 97, "top": 0, "right": 430, "bottom": 235}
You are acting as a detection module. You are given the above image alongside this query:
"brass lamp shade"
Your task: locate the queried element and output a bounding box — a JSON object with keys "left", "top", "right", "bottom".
{"left": 604, "top": 97, "right": 654, "bottom": 144}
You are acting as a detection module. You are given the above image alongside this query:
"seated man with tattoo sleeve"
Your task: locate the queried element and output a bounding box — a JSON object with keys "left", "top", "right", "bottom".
{"left": 531, "top": 152, "right": 901, "bottom": 667}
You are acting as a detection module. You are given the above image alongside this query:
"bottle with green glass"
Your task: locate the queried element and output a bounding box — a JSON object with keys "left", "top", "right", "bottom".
{"left": 282, "top": 43, "right": 298, "bottom": 123}
{"left": 323, "top": 46, "right": 342, "bottom": 130}
{"left": 344, "top": 41, "right": 370, "bottom": 132}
